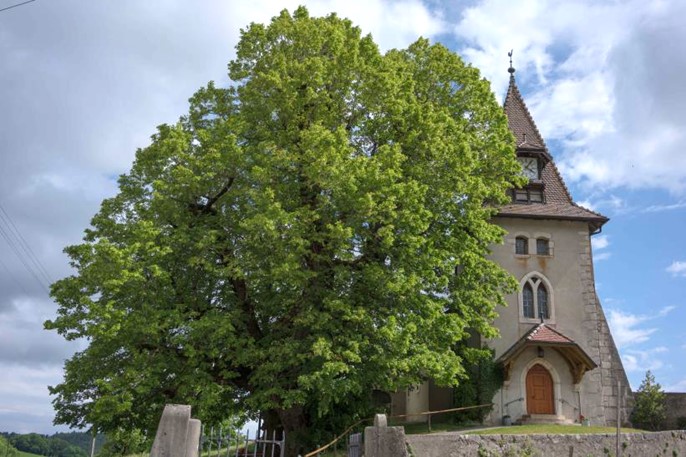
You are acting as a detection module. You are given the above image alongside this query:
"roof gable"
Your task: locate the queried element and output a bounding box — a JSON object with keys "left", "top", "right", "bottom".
{"left": 499, "top": 69, "right": 608, "bottom": 230}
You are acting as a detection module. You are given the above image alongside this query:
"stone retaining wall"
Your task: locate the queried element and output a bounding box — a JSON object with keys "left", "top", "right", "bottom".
{"left": 664, "top": 393, "right": 686, "bottom": 431}
{"left": 406, "top": 431, "right": 686, "bottom": 457}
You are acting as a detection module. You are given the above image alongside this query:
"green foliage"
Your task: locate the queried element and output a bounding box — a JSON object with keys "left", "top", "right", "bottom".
{"left": 0, "top": 433, "right": 87, "bottom": 457}
{"left": 631, "top": 371, "right": 667, "bottom": 431}
{"left": 452, "top": 345, "right": 502, "bottom": 423}
{"left": 0, "top": 436, "right": 20, "bottom": 457}
{"left": 45, "top": 6, "right": 521, "bottom": 456}
{"left": 97, "top": 429, "right": 147, "bottom": 457}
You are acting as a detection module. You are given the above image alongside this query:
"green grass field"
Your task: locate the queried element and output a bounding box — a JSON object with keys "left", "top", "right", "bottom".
{"left": 16, "top": 451, "right": 44, "bottom": 457}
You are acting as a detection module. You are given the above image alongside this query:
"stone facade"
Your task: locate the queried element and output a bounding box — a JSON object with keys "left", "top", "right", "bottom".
{"left": 485, "top": 218, "right": 631, "bottom": 427}
{"left": 406, "top": 430, "right": 686, "bottom": 457}
{"left": 391, "top": 69, "right": 632, "bottom": 427}
{"left": 663, "top": 393, "right": 686, "bottom": 430}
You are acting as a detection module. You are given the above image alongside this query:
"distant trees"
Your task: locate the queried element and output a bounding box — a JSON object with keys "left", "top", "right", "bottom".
{"left": 631, "top": 370, "right": 666, "bottom": 431}
{"left": 0, "top": 432, "right": 87, "bottom": 457}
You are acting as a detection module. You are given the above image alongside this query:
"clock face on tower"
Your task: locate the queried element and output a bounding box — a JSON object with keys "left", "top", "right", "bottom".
{"left": 518, "top": 157, "right": 539, "bottom": 180}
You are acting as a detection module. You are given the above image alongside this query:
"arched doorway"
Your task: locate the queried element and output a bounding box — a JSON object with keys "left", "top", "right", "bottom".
{"left": 526, "top": 364, "right": 555, "bottom": 414}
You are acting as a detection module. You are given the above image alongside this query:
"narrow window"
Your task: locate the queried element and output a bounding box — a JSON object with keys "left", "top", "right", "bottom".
{"left": 538, "top": 285, "right": 549, "bottom": 319}
{"left": 516, "top": 236, "right": 528, "bottom": 255}
{"left": 536, "top": 238, "right": 550, "bottom": 255}
{"left": 523, "top": 283, "right": 534, "bottom": 318}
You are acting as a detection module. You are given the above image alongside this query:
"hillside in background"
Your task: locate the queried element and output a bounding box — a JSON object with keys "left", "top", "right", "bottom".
{"left": 0, "top": 432, "right": 103, "bottom": 457}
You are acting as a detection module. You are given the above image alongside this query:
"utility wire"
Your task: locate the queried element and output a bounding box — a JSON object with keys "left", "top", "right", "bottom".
{"left": 0, "top": 207, "right": 50, "bottom": 295}
{"left": 0, "top": 204, "right": 53, "bottom": 284}
{"left": 0, "top": 222, "right": 49, "bottom": 294}
{"left": 0, "top": 0, "right": 35, "bottom": 13}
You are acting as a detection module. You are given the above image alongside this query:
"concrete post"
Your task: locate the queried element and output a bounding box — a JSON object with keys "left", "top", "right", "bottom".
{"left": 364, "top": 414, "right": 407, "bottom": 457}
{"left": 186, "top": 419, "right": 202, "bottom": 457}
{"left": 150, "top": 404, "right": 202, "bottom": 457}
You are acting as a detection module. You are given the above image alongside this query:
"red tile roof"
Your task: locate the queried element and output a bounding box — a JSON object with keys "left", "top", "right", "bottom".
{"left": 526, "top": 323, "right": 574, "bottom": 344}
{"left": 503, "top": 75, "right": 547, "bottom": 150}
{"left": 499, "top": 73, "right": 608, "bottom": 230}
{"left": 496, "top": 323, "right": 598, "bottom": 383}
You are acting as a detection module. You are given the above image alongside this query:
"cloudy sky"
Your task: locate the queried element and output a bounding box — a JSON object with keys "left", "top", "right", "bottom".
{"left": 0, "top": 0, "right": 684, "bottom": 434}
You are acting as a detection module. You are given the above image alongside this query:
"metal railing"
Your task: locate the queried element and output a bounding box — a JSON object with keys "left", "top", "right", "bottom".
{"left": 200, "top": 424, "right": 285, "bottom": 457}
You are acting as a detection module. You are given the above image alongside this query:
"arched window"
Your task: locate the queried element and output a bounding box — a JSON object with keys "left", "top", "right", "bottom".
{"left": 515, "top": 236, "right": 528, "bottom": 255}
{"left": 537, "top": 284, "right": 549, "bottom": 319}
{"left": 520, "top": 274, "right": 553, "bottom": 321}
{"left": 523, "top": 283, "right": 534, "bottom": 318}
{"left": 536, "top": 238, "right": 550, "bottom": 255}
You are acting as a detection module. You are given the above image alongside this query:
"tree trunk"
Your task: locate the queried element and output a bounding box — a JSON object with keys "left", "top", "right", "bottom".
{"left": 276, "top": 405, "right": 309, "bottom": 457}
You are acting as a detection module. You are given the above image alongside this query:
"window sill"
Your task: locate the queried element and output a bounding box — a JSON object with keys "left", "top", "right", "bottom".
{"left": 514, "top": 254, "right": 531, "bottom": 259}
{"left": 520, "top": 317, "right": 555, "bottom": 325}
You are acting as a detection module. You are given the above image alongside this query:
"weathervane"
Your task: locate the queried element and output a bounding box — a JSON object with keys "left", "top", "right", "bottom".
{"left": 508, "top": 49, "right": 515, "bottom": 75}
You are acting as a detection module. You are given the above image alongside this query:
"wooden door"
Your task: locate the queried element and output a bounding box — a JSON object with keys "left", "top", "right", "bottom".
{"left": 526, "top": 364, "right": 554, "bottom": 414}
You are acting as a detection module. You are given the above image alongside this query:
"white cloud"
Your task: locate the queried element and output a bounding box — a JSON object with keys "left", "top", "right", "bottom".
{"left": 666, "top": 261, "right": 686, "bottom": 278}
{"left": 622, "top": 347, "right": 668, "bottom": 374}
{"left": 608, "top": 306, "right": 675, "bottom": 352}
{"left": 591, "top": 234, "right": 610, "bottom": 261}
{"left": 454, "top": 0, "right": 686, "bottom": 195}
{"left": 608, "top": 309, "right": 657, "bottom": 348}
{"left": 577, "top": 200, "right": 595, "bottom": 212}
{"left": 658, "top": 305, "right": 676, "bottom": 317}
{"left": 666, "top": 378, "right": 686, "bottom": 392}
{"left": 594, "top": 252, "right": 611, "bottom": 262}
{"left": 643, "top": 201, "right": 686, "bottom": 213}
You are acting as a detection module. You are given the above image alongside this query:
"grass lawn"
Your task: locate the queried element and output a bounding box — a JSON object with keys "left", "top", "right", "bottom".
{"left": 16, "top": 451, "right": 44, "bottom": 457}
{"left": 470, "top": 424, "right": 644, "bottom": 435}
{"left": 398, "top": 420, "right": 646, "bottom": 436}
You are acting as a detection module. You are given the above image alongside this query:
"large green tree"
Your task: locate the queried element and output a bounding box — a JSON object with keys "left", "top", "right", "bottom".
{"left": 46, "top": 7, "right": 520, "bottom": 455}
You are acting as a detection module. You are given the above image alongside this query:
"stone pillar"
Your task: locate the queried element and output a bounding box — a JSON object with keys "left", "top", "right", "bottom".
{"left": 364, "top": 414, "right": 407, "bottom": 457}
{"left": 150, "top": 404, "right": 202, "bottom": 457}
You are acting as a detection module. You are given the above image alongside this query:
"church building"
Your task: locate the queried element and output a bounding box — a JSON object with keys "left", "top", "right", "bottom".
{"left": 391, "top": 65, "right": 632, "bottom": 426}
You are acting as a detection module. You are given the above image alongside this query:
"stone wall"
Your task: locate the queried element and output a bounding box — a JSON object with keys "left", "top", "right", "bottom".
{"left": 406, "top": 431, "right": 686, "bottom": 457}
{"left": 663, "top": 393, "right": 686, "bottom": 430}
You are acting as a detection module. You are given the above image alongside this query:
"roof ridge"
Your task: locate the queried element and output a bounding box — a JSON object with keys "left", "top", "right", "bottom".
{"left": 504, "top": 76, "right": 548, "bottom": 150}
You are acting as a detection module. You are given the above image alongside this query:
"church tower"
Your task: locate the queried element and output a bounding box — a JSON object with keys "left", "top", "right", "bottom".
{"left": 486, "top": 63, "right": 632, "bottom": 426}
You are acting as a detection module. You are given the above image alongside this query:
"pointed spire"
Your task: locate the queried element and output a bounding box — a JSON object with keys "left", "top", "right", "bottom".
{"left": 499, "top": 59, "right": 609, "bottom": 232}
{"left": 503, "top": 54, "right": 546, "bottom": 150}
{"left": 508, "top": 49, "right": 515, "bottom": 79}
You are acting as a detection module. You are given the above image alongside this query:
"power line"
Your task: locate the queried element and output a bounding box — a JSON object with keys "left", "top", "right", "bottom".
{"left": 0, "top": 221, "right": 49, "bottom": 294}
{"left": 0, "top": 0, "right": 36, "bottom": 13}
{"left": 0, "top": 204, "right": 53, "bottom": 284}
{"left": 0, "top": 204, "right": 50, "bottom": 295}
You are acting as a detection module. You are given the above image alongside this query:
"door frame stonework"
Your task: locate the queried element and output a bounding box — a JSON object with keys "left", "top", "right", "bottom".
{"left": 526, "top": 363, "right": 555, "bottom": 414}
{"left": 519, "top": 356, "right": 561, "bottom": 418}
